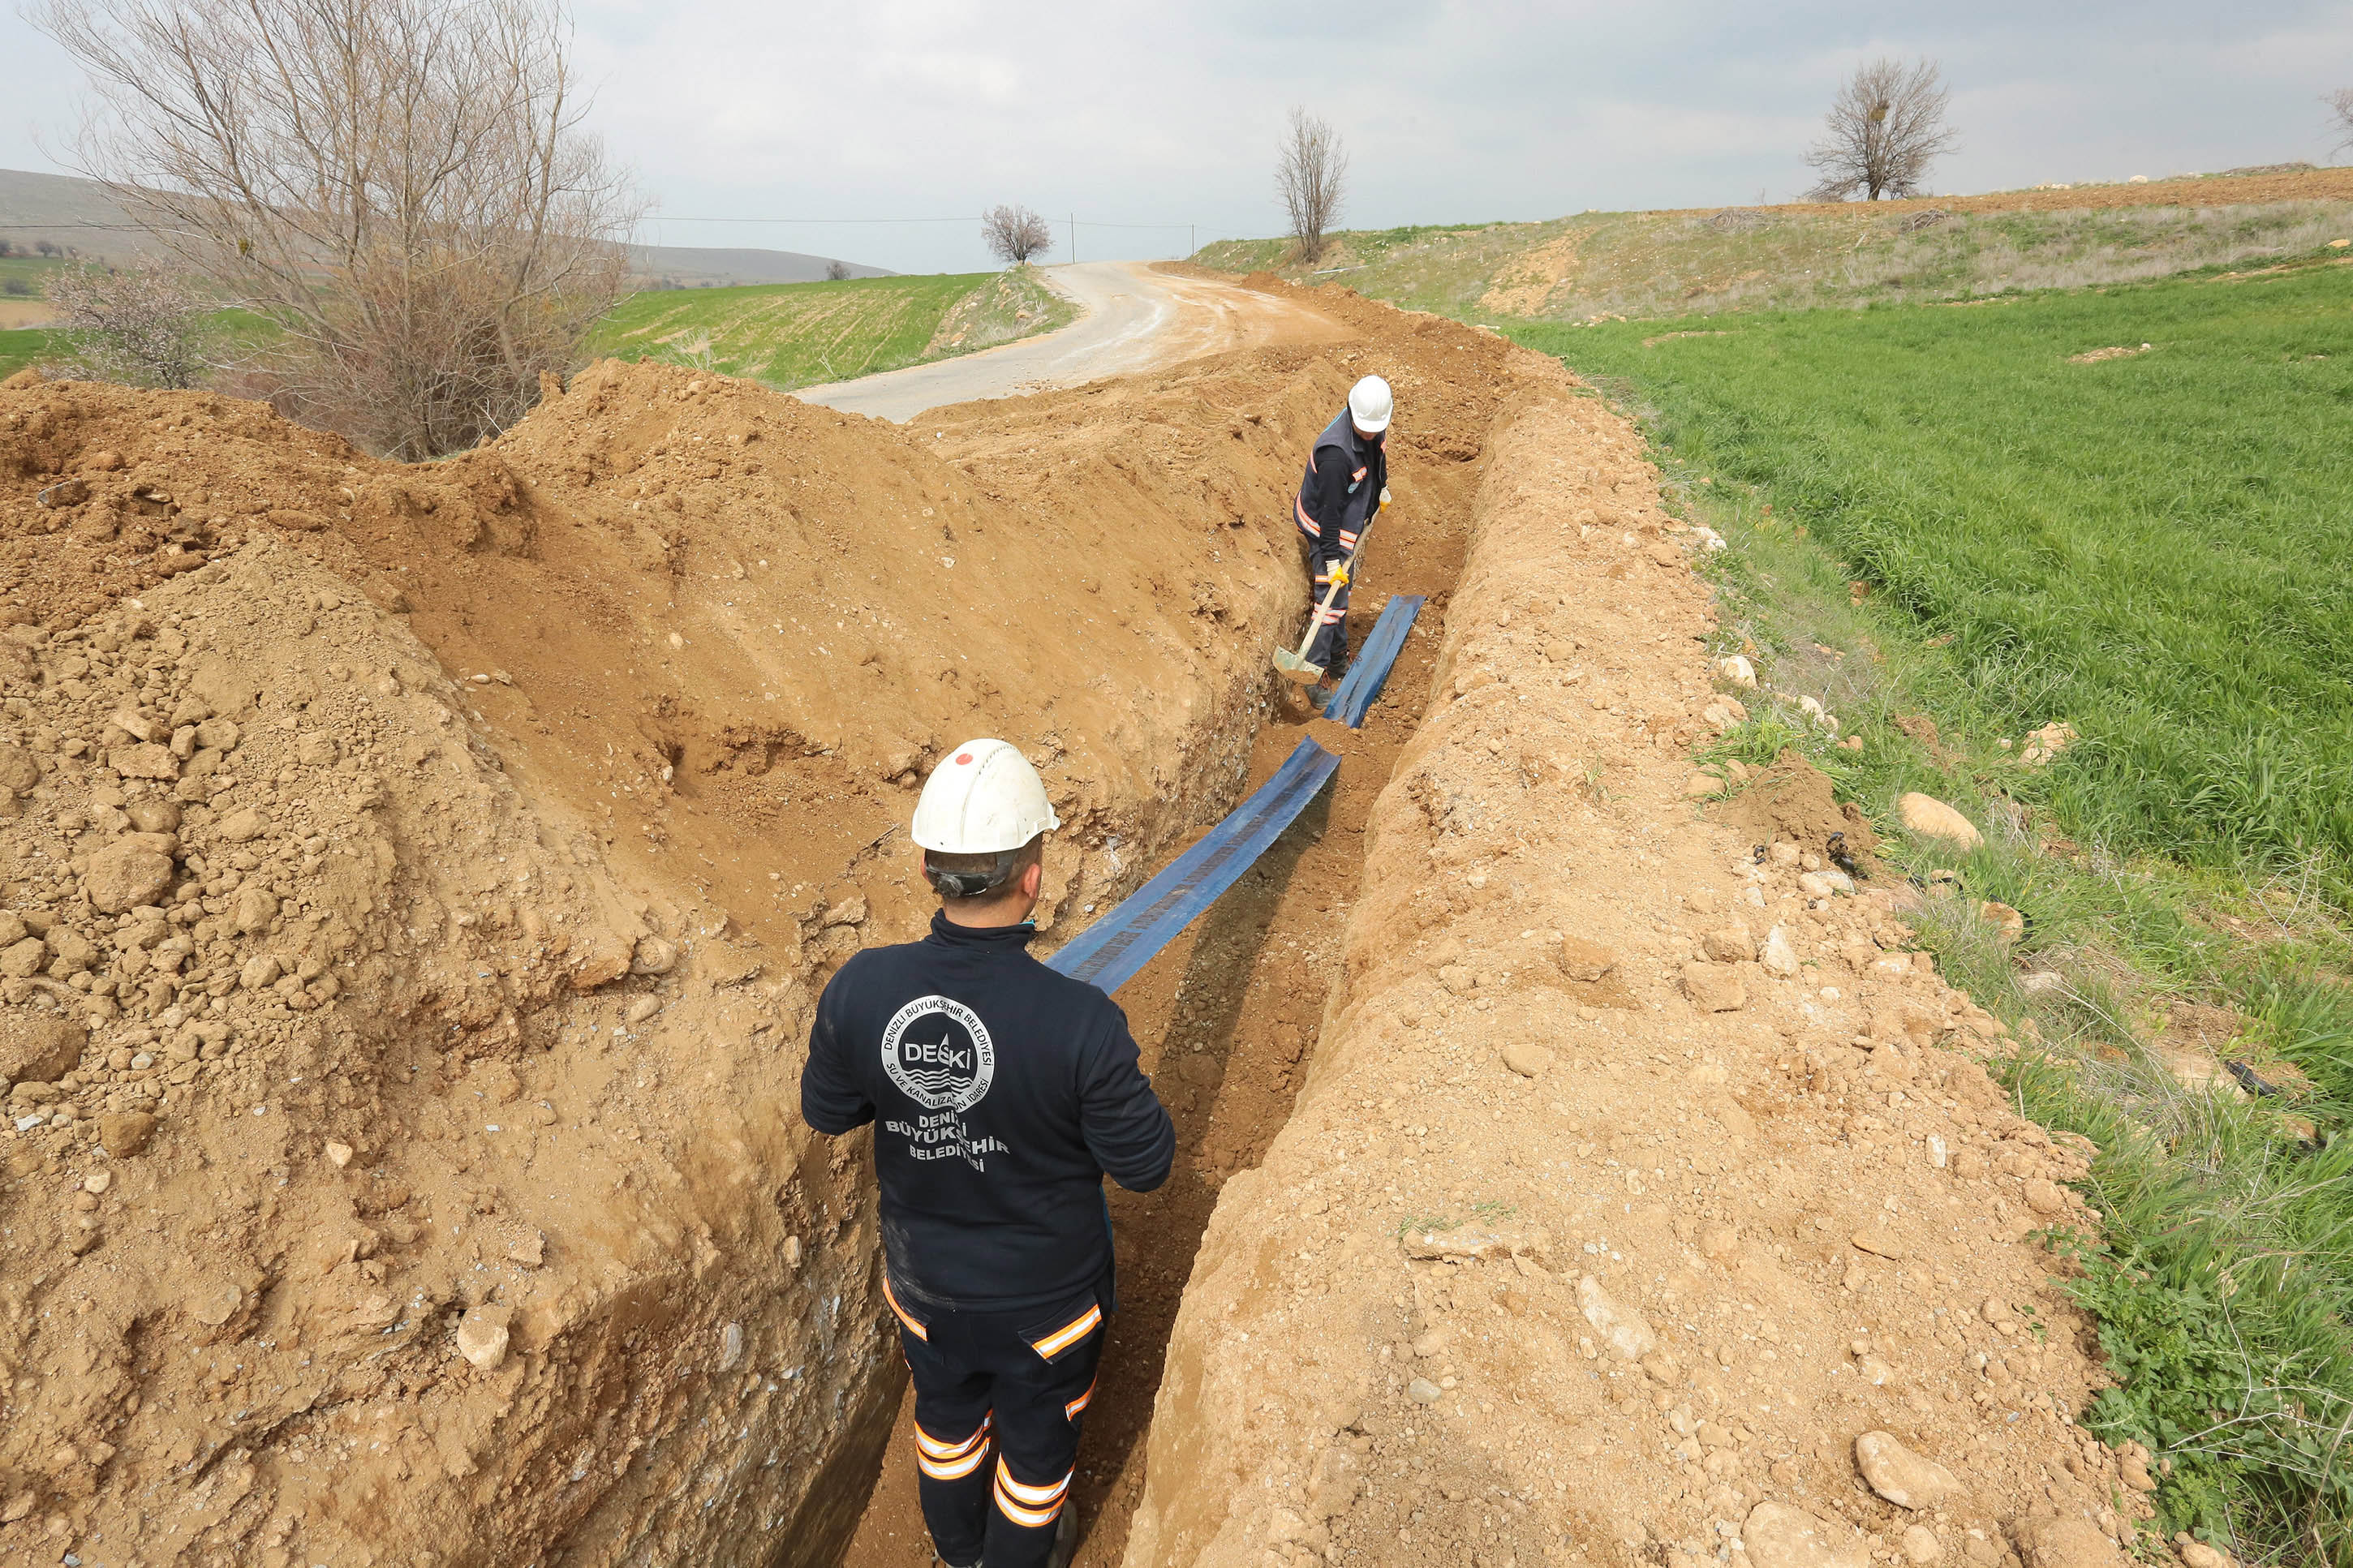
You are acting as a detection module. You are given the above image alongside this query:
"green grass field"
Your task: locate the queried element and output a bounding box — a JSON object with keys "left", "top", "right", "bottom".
{"left": 1511, "top": 254, "right": 2353, "bottom": 1562}
{"left": 1198, "top": 200, "right": 2353, "bottom": 324}
{"left": 1514, "top": 256, "right": 2353, "bottom": 891}
{"left": 0, "top": 327, "right": 62, "bottom": 379}
{"left": 582, "top": 268, "right": 1072, "bottom": 389}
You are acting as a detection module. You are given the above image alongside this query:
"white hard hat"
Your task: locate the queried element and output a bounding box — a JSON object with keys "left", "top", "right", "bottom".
{"left": 1348, "top": 374, "right": 1392, "bottom": 435}
{"left": 911, "top": 738, "right": 1060, "bottom": 854}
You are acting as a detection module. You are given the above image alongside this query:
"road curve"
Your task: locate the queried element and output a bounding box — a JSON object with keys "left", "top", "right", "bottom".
{"left": 794, "top": 262, "right": 1349, "bottom": 423}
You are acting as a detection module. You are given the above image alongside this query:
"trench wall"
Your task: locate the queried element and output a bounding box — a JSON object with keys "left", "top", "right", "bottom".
{"left": 1121, "top": 384, "right": 2128, "bottom": 1568}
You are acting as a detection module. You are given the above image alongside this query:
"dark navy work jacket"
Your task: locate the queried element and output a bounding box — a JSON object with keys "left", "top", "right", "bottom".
{"left": 801, "top": 911, "right": 1175, "bottom": 1314}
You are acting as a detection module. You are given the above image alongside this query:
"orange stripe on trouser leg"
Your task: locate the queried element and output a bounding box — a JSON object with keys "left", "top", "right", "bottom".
{"left": 993, "top": 1458, "right": 1070, "bottom": 1526}
{"left": 881, "top": 1276, "right": 927, "bottom": 1341}
{"left": 915, "top": 1414, "right": 991, "bottom": 1461}
{"left": 1064, "top": 1377, "right": 1096, "bottom": 1421}
{"left": 1030, "top": 1304, "right": 1102, "bottom": 1359}
{"left": 918, "top": 1440, "right": 991, "bottom": 1482}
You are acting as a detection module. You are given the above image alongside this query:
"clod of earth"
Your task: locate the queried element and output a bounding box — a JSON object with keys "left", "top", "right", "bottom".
{"left": 1854, "top": 1430, "right": 1964, "bottom": 1509}
{"left": 1743, "top": 1501, "right": 1870, "bottom": 1568}
{"left": 1898, "top": 791, "right": 1984, "bottom": 848}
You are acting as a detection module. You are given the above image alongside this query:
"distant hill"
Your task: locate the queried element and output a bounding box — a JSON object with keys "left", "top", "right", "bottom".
{"left": 1195, "top": 164, "right": 2353, "bottom": 324}
{"left": 0, "top": 167, "right": 154, "bottom": 264}
{"left": 0, "top": 168, "right": 888, "bottom": 285}
{"left": 626, "top": 243, "right": 893, "bottom": 287}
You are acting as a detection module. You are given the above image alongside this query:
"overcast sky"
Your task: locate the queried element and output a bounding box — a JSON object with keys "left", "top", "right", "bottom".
{"left": 5, "top": 0, "right": 2349, "bottom": 275}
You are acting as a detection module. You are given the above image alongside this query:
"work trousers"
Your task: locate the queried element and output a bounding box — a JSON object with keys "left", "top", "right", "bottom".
{"left": 888, "top": 1273, "right": 1106, "bottom": 1568}
{"left": 1305, "top": 539, "right": 1352, "bottom": 676}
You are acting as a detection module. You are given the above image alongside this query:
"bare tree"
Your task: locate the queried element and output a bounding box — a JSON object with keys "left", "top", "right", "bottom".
{"left": 2329, "top": 88, "right": 2353, "bottom": 154}
{"left": 981, "top": 205, "right": 1055, "bottom": 266}
{"left": 44, "top": 262, "right": 218, "bottom": 389}
{"left": 824, "top": 259, "right": 852, "bottom": 281}
{"left": 1275, "top": 107, "right": 1349, "bottom": 263}
{"left": 1804, "top": 58, "right": 1960, "bottom": 201}
{"left": 33, "top": 0, "right": 643, "bottom": 459}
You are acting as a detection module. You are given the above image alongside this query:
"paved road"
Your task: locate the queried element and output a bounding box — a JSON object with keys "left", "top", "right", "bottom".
{"left": 794, "top": 262, "right": 1347, "bottom": 423}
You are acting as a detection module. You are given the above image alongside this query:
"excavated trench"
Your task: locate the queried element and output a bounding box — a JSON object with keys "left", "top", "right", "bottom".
{"left": 831, "top": 432, "right": 1489, "bottom": 1568}
{"left": 0, "top": 279, "right": 1560, "bottom": 1568}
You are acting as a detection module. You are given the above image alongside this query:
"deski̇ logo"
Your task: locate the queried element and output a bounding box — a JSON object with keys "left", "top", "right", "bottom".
{"left": 881, "top": 995, "right": 996, "bottom": 1114}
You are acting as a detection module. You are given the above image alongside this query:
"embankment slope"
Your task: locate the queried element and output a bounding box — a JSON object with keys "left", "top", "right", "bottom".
{"left": 1125, "top": 380, "right": 2144, "bottom": 1568}
{"left": 0, "top": 276, "right": 1551, "bottom": 1567}
{"left": 0, "top": 353, "right": 1323, "bottom": 1564}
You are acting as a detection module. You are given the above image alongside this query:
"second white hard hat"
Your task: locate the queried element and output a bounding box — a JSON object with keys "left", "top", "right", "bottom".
{"left": 1348, "top": 374, "right": 1392, "bottom": 435}
{"left": 911, "top": 738, "right": 1061, "bottom": 853}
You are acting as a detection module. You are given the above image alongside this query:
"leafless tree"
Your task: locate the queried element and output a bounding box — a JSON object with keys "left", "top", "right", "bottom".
{"left": 1275, "top": 106, "right": 1349, "bottom": 263}
{"left": 44, "top": 262, "right": 219, "bottom": 389}
{"left": 33, "top": 0, "right": 643, "bottom": 459}
{"left": 981, "top": 205, "right": 1055, "bottom": 266}
{"left": 824, "top": 259, "right": 852, "bottom": 281}
{"left": 1803, "top": 58, "right": 1959, "bottom": 201}
{"left": 2328, "top": 88, "right": 2353, "bottom": 154}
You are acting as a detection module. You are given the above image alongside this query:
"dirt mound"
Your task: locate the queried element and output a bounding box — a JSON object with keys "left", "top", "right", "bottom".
{"left": 1123, "top": 394, "right": 2143, "bottom": 1568}
{"left": 1713, "top": 749, "right": 1881, "bottom": 871}
{"left": 0, "top": 281, "right": 1544, "bottom": 1566}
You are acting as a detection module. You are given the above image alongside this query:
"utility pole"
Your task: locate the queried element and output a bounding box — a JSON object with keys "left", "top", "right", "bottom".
{"left": 1069, "top": 213, "right": 1077, "bottom": 264}
{"left": 1189, "top": 223, "right": 1196, "bottom": 258}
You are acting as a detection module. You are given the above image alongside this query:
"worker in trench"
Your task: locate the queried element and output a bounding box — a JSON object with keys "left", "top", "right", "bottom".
{"left": 1293, "top": 373, "right": 1393, "bottom": 706}
{"left": 801, "top": 739, "right": 1176, "bottom": 1568}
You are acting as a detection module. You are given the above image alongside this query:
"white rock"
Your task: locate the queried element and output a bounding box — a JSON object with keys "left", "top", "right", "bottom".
{"left": 1577, "top": 1274, "right": 1658, "bottom": 1360}
{"left": 1901, "top": 1524, "right": 1942, "bottom": 1564}
{"left": 719, "top": 1321, "right": 745, "bottom": 1372}
{"left": 1853, "top": 1431, "right": 1962, "bottom": 1508}
{"left": 1760, "top": 926, "right": 1800, "bottom": 978}
{"left": 1717, "top": 655, "right": 1757, "bottom": 689}
{"left": 456, "top": 1305, "right": 511, "bottom": 1371}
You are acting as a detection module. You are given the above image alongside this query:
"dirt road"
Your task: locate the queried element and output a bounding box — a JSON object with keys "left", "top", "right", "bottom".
{"left": 794, "top": 260, "right": 1347, "bottom": 422}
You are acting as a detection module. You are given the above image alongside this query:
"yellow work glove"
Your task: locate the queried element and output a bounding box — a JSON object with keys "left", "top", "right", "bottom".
{"left": 1327, "top": 560, "right": 1349, "bottom": 590}
{"left": 1379, "top": 487, "right": 1392, "bottom": 508}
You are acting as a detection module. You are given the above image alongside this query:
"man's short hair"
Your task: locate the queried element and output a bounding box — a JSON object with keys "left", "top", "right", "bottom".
{"left": 925, "top": 832, "right": 1043, "bottom": 900}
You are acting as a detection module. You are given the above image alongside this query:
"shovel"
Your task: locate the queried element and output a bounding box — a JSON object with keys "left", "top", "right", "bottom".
{"left": 1274, "top": 492, "right": 1384, "bottom": 685}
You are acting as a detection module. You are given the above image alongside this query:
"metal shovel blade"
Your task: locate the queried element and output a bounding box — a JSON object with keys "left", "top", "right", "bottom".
{"left": 1272, "top": 647, "right": 1325, "bottom": 684}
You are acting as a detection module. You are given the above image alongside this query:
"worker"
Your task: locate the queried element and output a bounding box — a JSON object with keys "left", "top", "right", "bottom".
{"left": 1292, "top": 373, "right": 1392, "bottom": 702}
{"left": 800, "top": 739, "right": 1176, "bottom": 1568}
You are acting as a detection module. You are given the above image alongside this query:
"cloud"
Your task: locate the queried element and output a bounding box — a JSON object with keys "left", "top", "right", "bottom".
{"left": 6, "top": 0, "right": 2348, "bottom": 274}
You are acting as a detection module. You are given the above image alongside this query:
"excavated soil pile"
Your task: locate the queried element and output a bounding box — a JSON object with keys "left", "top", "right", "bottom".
{"left": 1124, "top": 384, "right": 2150, "bottom": 1568}
{"left": 0, "top": 284, "right": 1556, "bottom": 1568}
{"left": 836, "top": 286, "right": 1532, "bottom": 1568}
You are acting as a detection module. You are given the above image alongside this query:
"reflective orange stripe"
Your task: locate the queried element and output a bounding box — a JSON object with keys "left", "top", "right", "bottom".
{"left": 915, "top": 1413, "right": 992, "bottom": 1480}
{"left": 1064, "top": 1376, "right": 1096, "bottom": 1421}
{"left": 915, "top": 1415, "right": 991, "bottom": 1462}
{"left": 881, "top": 1275, "right": 927, "bottom": 1342}
{"left": 994, "top": 1457, "right": 1070, "bottom": 1526}
{"left": 1030, "top": 1303, "right": 1101, "bottom": 1359}
{"left": 1294, "top": 496, "right": 1322, "bottom": 535}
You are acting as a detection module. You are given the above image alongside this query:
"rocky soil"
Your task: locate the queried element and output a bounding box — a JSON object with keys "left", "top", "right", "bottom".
{"left": 1121, "top": 382, "right": 2153, "bottom": 1568}
{"left": 0, "top": 279, "right": 1545, "bottom": 1568}
{"left": 0, "top": 270, "right": 2165, "bottom": 1568}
